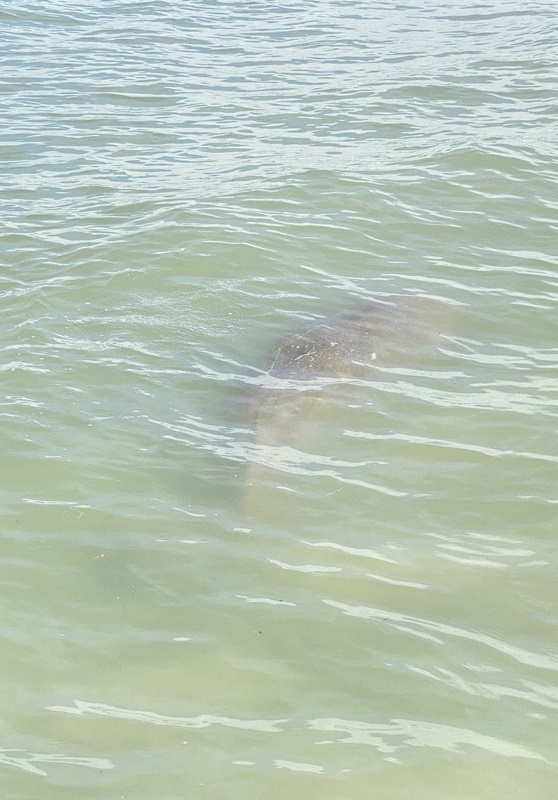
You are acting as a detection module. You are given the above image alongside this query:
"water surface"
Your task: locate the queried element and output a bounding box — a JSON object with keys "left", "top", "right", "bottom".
{"left": 1, "top": 1, "right": 557, "bottom": 797}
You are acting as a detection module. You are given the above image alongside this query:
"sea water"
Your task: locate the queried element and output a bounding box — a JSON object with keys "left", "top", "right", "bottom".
{"left": 1, "top": 1, "right": 557, "bottom": 797}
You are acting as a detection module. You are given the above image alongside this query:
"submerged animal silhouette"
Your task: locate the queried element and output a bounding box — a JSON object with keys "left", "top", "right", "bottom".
{"left": 244, "top": 295, "right": 445, "bottom": 518}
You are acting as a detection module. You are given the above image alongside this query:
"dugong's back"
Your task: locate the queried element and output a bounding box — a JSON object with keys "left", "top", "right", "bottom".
{"left": 266, "top": 296, "right": 437, "bottom": 381}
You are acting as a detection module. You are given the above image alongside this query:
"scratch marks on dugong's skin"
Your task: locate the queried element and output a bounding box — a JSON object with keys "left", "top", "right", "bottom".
{"left": 265, "top": 296, "right": 436, "bottom": 381}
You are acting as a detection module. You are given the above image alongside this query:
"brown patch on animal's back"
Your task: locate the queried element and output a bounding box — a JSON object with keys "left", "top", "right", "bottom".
{"left": 265, "top": 296, "right": 442, "bottom": 381}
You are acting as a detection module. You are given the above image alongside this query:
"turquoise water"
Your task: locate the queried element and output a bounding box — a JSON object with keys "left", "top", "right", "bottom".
{"left": 1, "top": 1, "right": 557, "bottom": 797}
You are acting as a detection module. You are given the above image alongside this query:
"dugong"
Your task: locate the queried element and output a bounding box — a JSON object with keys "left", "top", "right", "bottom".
{"left": 244, "top": 295, "right": 446, "bottom": 520}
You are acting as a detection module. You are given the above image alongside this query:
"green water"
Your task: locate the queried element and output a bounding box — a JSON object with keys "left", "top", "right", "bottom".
{"left": 1, "top": 1, "right": 557, "bottom": 798}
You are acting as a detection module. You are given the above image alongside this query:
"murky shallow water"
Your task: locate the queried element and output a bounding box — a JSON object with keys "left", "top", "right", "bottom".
{"left": 1, "top": 1, "right": 557, "bottom": 797}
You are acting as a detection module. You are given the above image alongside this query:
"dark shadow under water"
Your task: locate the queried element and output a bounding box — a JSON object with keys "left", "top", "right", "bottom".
{"left": 243, "top": 295, "right": 449, "bottom": 523}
